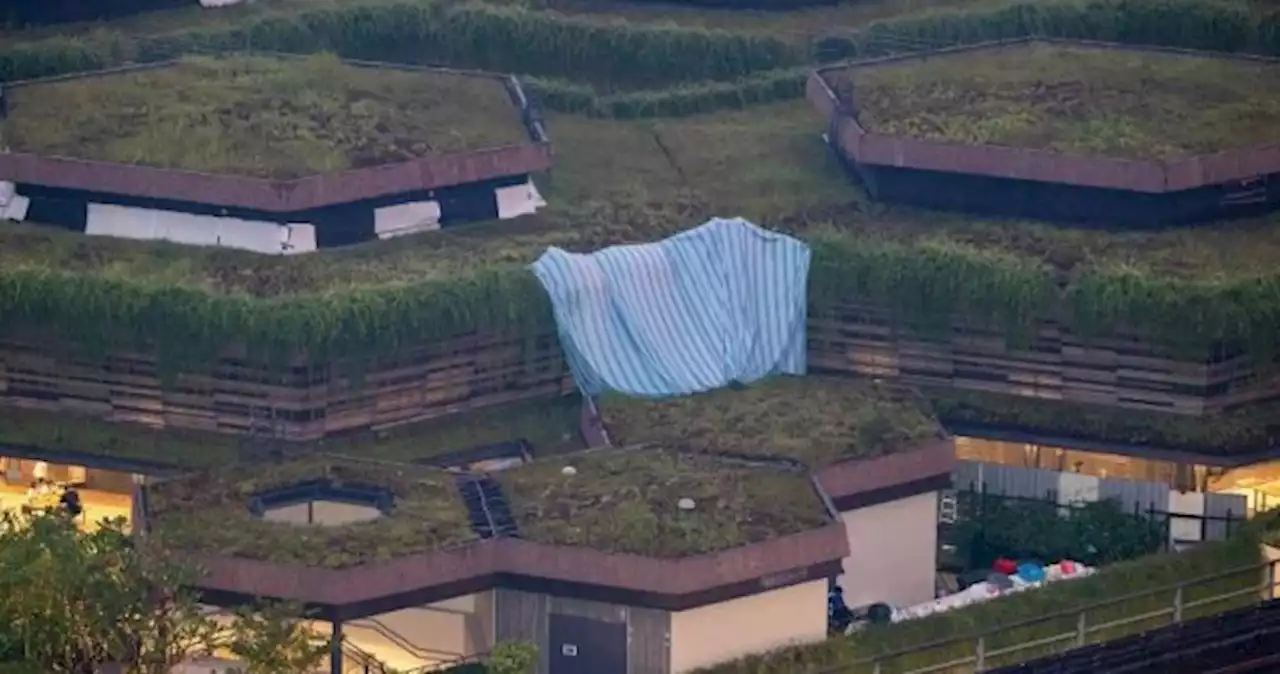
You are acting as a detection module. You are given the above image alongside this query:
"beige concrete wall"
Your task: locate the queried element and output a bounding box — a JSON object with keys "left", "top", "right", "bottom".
{"left": 669, "top": 579, "right": 827, "bottom": 674}
{"left": 837, "top": 491, "right": 938, "bottom": 609}
{"left": 1262, "top": 544, "right": 1280, "bottom": 600}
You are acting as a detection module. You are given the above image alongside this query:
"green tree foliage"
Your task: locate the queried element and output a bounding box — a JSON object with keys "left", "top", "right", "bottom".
{"left": 488, "top": 641, "right": 538, "bottom": 674}
{"left": 0, "top": 513, "right": 328, "bottom": 673}
{"left": 950, "top": 493, "right": 1168, "bottom": 571}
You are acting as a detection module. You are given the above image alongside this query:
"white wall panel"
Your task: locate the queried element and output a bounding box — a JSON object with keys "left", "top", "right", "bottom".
{"left": 85, "top": 203, "right": 307, "bottom": 255}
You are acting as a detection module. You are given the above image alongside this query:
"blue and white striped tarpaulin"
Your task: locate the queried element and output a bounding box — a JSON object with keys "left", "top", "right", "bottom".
{"left": 530, "top": 217, "right": 810, "bottom": 398}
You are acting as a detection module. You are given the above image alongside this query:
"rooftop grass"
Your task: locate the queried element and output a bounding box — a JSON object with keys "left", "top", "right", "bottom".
{"left": 601, "top": 376, "right": 941, "bottom": 467}
{"left": 0, "top": 53, "right": 528, "bottom": 178}
{"left": 0, "top": 395, "right": 583, "bottom": 469}
{"left": 6, "top": 99, "right": 1280, "bottom": 292}
{"left": 145, "top": 456, "right": 475, "bottom": 567}
{"left": 827, "top": 41, "right": 1280, "bottom": 159}
{"left": 498, "top": 447, "right": 830, "bottom": 557}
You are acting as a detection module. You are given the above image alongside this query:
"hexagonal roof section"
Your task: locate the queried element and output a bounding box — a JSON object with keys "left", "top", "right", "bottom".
{"left": 497, "top": 447, "right": 832, "bottom": 558}
{"left": 599, "top": 376, "right": 953, "bottom": 507}
{"left": 140, "top": 449, "right": 847, "bottom": 612}
{"left": 144, "top": 455, "right": 476, "bottom": 568}
{"left": 0, "top": 54, "right": 551, "bottom": 212}
{"left": 809, "top": 38, "right": 1280, "bottom": 192}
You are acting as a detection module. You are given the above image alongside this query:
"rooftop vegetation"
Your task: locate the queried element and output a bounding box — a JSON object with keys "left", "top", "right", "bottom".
{"left": 499, "top": 447, "right": 831, "bottom": 557}
{"left": 145, "top": 456, "right": 475, "bottom": 567}
{"left": 825, "top": 41, "right": 1280, "bottom": 159}
{"left": 1, "top": 53, "right": 527, "bottom": 178}
{"left": 602, "top": 376, "right": 941, "bottom": 466}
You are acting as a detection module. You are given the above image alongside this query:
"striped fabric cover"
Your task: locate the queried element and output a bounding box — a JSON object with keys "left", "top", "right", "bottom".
{"left": 530, "top": 217, "right": 810, "bottom": 398}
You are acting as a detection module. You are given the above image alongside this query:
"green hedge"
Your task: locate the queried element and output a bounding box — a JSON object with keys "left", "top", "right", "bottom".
{"left": 806, "top": 231, "right": 1280, "bottom": 364}
{"left": 697, "top": 534, "right": 1267, "bottom": 674}
{"left": 526, "top": 67, "right": 808, "bottom": 118}
{"left": 1, "top": 0, "right": 1279, "bottom": 365}
{"left": 925, "top": 388, "right": 1278, "bottom": 456}
{"left": 813, "top": 0, "right": 1280, "bottom": 61}
{"left": 0, "top": 264, "right": 554, "bottom": 370}
{"left": 2, "top": 225, "right": 1277, "bottom": 371}
{"left": 6, "top": 0, "right": 1280, "bottom": 121}
{"left": 0, "top": 2, "right": 800, "bottom": 86}
{"left": 593, "top": 0, "right": 838, "bottom": 10}
{"left": 950, "top": 493, "right": 1168, "bottom": 571}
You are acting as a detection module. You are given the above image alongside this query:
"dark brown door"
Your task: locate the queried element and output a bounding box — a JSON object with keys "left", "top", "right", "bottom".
{"left": 548, "top": 613, "right": 627, "bottom": 674}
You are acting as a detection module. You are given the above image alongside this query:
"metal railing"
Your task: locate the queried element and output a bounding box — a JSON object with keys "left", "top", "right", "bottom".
{"left": 347, "top": 616, "right": 466, "bottom": 664}
{"left": 843, "top": 558, "right": 1280, "bottom": 674}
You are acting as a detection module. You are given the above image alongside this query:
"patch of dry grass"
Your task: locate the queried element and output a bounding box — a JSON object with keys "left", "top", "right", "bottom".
{"left": 499, "top": 446, "right": 830, "bottom": 557}
{"left": 146, "top": 456, "right": 475, "bottom": 567}
{"left": 829, "top": 42, "right": 1280, "bottom": 159}
{"left": 602, "top": 376, "right": 942, "bottom": 466}
{"left": 2, "top": 53, "right": 527, "bottom": 178}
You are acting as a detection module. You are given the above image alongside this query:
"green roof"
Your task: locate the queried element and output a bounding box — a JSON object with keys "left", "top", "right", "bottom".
{"left": 499, "top": 447, "right": 831, "bottom": 557}
{"left": 826, "top": 41, "right": 1280, "bottom": 159}
{"left": 602, "top": 376, "right": 942, "bottom": 467}
{"left": 2, "top": 54, "right": 527, "bottom": 178}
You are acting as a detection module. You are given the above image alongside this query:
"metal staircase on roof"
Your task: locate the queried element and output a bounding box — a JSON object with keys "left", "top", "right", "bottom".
{"left": 456, "top": 474, "right": 519, "bottom": 540}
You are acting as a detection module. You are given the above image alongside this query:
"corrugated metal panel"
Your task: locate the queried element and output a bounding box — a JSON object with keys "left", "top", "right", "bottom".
{"left": 1098, "top": 478, "right": 1167, "bottom": 516}
{"left": 1204, "top": 492, "right": 1247, "bottom": 540}
{"left": 953, "top": 461, "right": 983, "bottom": 492}
{"left": 955, "top": 461, "right": 1060, "bottom": 500}
{"left": 989, "top": 463, "right": 1060, "bottom": 500}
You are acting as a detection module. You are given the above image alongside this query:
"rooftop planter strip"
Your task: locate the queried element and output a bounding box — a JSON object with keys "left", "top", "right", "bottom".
{"left": 0, "top": 1, "right": 1276, "bottom": 368}
{"left": 595, "top": 377, "right": 958, "bottom": 505}
{"left": 143, "top": 488, "right": 850, "bottom": 612}
{"left": 137, "top": 448, "right": 852, "bottom": 609}
{"left": 186, "top": 525, "right": 848, "bottom": 608}
{"left": 2, "top": 227, "right": 1277, "bottom": 373}
{"left": 0, "top": 56, "right": 551, "bottom": 210}
{"left": 808, "top": 37, "right": 1280, "bottom": 193}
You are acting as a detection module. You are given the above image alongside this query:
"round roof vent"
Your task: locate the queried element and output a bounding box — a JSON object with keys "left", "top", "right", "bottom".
{"left": 677, "top": 498, "right": 696, "bottom": 511}
{"left": 561, "top": 465, "right": 578, "bottom": 476}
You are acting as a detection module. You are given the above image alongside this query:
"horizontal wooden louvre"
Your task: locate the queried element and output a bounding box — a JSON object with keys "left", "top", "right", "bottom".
{"left": 1, "top": 307, "right": 1276, "bottom": 439}
{"left": 0, "top": 332, "right": 574, "bottom": 441}
{"left": 807, "top": 304, "right": 1279, "bottom": 415}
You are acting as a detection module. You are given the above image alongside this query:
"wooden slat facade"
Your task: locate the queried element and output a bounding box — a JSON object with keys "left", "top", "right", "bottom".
{"left": 1, "top": 302, "right": 1275, "bottom": 440}
{"left": 0, "top": 331, "right": 574, "bottom": 441}
{"left": 808, "top": 303, "right": 1279, "bottom": 416}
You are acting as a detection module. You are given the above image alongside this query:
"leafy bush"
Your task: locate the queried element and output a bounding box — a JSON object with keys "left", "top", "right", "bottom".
{"left": 949, "top": 492, "right": 1167, "bottom": 570}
